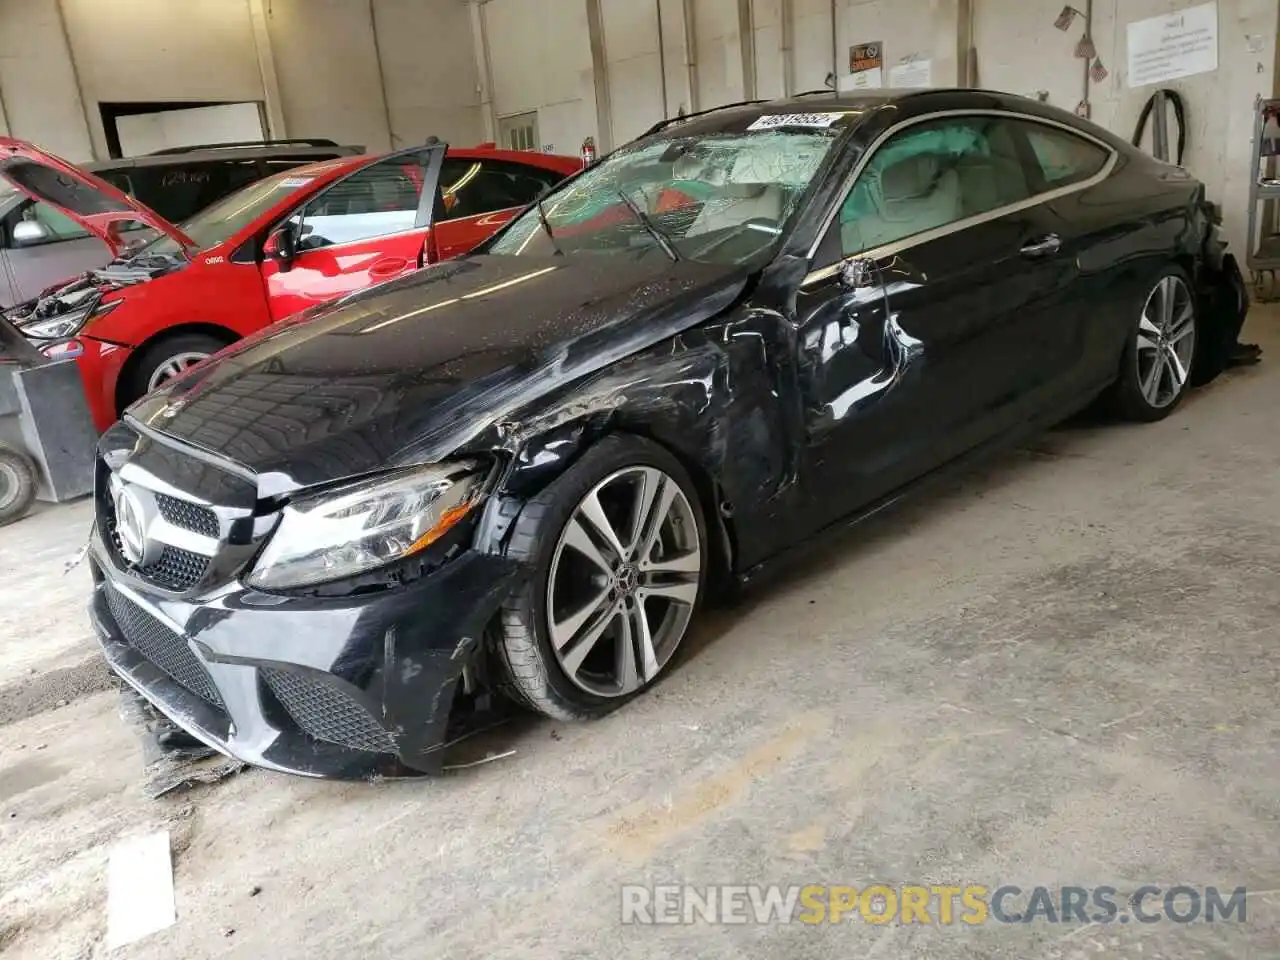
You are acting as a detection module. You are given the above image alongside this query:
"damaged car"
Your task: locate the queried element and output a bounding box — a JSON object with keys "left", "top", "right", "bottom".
{"left": 84, "top": 90, "right": 1247, "bottom": 778}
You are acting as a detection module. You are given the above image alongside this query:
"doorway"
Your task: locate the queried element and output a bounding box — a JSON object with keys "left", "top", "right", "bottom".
{"left": 99, "top": 102, "right": 267, "bottom": 158}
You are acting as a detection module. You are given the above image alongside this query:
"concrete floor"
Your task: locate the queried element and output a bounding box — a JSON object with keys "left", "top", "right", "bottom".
{"left": 3, "top": 308, "right": 1280, "bottom": 959}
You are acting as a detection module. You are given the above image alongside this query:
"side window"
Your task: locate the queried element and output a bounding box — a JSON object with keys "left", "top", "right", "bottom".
{"left": 837, "top": 115, "right": 1032, "bottom": 256}
{"left": 126, "top": 161, "right": 265, "bottom": 223}
{"left": 1019, "top": 123, "right": 1110, "bottom": 189}
{"left": 438, "top": 159, "right": 557, "bottom": 221}
{"left": 20, "top": 201, "right": 91, "bottom": 243}
{"left": 295, "top": 153, "right": 426, "bottom": 249}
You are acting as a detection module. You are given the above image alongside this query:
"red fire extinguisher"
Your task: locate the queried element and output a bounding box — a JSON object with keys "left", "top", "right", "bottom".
{"left": 581, "top": 137, "right": 597, "bottom": 168}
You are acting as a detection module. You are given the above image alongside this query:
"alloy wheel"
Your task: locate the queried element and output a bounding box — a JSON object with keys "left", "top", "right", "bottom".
{"left": 1136, "top": 275, "right": 1195, "bottom": 409}
{"left": 546, "top": 465, "right": 702, "bottom": 698}
{"left": 147, "top": 351, "right": 210, "bottom": 391}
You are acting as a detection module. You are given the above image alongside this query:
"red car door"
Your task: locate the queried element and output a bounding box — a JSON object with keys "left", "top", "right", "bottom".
{"left": 261, "top": 145, "right": 445, "bottom": 322}
{"left": 434, "top": 211, "right": 521, "bottom": 260}
{"left": 431, "top": 156, "right": 567, "bottom": 260}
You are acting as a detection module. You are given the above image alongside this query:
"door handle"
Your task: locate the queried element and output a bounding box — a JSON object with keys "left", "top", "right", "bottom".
{"left": 1020, "top": 234, "right": 1061, "bottom": 258}
{"left": 370, "top": 256, "right": 409, "bottom": 278}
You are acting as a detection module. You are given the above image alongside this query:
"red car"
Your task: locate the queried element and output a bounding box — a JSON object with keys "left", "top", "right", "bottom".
{"left": 0, "top": 139, "right": 580, "bottom": 431}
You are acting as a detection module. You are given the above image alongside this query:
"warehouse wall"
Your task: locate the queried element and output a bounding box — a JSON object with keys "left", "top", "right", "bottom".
{"left": 694, "top": 0, "right": 745, "bottom": 108}
{"left": 484, "top": 0, "right": 596, "bottom": 155}
{"left": 974, "top": 0, "right": 1277, "bottom": 258}
{"left": 0, "top": 0, "right": 95, "bottom": 160}
{"left": 601, "top": 0, "right": 666, "bottom": 145}
{"left": 265, "top": 0, "right": 392, "bottom": 152}
{"left": 376, "top": 0, "right": 484, "bottom": 148}
{"left": 0, "top": 0, "right": 480, "bottom": 161}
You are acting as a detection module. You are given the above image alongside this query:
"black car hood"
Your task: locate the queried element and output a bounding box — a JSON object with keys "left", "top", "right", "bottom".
{"left": 129, "top": 254, "right": 751, "bottom": 491}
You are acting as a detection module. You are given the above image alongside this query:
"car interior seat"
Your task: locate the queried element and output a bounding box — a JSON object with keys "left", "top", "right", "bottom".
{"left": 687, "top": 182, "right": 785, "bottom": 236}
{"left": 846, "top": 152, "right": 961, "bottom": 251}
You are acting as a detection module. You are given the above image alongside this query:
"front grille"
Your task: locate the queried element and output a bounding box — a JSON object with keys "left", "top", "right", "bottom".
{"left": 261, "top": 668, "right": 394, "bottom": 754}
{"left": 155, "top": 493, "right": 219, "bottom": 538}
{"left": 103, "top": 583, "right": 224, "bottom": 708}
{"left": 144, "top": 546, "right": 210, "bottom": 591}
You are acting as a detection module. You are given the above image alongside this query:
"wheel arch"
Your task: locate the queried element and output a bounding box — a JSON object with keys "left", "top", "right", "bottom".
{"left": 113, "top": 322, "right": 240, "bottom": 415}
{"left": 487, "top": 421, "right": 738, "bottom": 591}
{"left": 615, "top": 424, "right": 739, "bottom": 593}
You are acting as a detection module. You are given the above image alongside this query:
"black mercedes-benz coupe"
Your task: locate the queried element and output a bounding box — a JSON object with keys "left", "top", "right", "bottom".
{"left": 88, "top": 89, "right": 1248, "bottom": 778}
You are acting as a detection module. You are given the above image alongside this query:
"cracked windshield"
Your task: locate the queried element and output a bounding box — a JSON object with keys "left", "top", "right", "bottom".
{"left": 489, "top": 127, "right": 842, "bottom": 264}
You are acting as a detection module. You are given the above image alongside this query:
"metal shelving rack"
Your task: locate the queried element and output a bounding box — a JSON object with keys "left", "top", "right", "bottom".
{"left": 1246, "top": 97, "right": 1280, "bottom": 291}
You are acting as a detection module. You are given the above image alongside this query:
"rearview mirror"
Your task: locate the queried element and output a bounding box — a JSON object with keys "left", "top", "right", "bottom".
{"left": 264, "top": 223, "right": 298, "bottom": 271}
{"left": 839, "top": 257, "right": 875, "bottom": 290}
{"left": 12, "top": 219, "right": 53, "bottom": 247}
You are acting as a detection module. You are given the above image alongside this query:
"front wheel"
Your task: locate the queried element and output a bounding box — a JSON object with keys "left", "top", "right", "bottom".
{"left": 120, "top": 332, "right": 229, "bottom": 412}
{"left": 497, "top": 435, "right": 707, "bottom": 721}
{"left": 1113, "top": 268, "right": 1198, "bottom": 422}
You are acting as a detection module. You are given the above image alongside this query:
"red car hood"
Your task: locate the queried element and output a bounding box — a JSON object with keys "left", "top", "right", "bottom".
{"left": 0, "top": 138, "right": 196, "bottom": 257}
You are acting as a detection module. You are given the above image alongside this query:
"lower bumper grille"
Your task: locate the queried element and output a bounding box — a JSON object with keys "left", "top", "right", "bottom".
{"left": 262, "top": 668, "right": 394, "bottom": 754}
{"left": 102, "top": 584, "right": 224, "bottom": 708}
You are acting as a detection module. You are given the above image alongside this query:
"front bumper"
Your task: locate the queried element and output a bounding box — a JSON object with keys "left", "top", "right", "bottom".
{"left": 88, "top": 535, "right": 525, "bottom": 779}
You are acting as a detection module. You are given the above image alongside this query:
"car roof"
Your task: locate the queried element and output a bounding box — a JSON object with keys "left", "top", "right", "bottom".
{"left": 276, "top": 144, "right": 582, "bottom": 181}
{"left": 636, "top": 88, "right": 1104, "bottom": 141}
{"left": 85, "top": 142, "right": 365, "bottom": 173}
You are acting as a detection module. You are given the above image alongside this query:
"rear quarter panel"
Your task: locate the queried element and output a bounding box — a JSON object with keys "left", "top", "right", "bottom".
{"left": 1042, "top": 149, "right": 1204, "bottom": 388}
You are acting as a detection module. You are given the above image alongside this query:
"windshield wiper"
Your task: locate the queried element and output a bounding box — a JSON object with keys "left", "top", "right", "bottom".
{"left": 535, "top": 199, "right": 564, "bottom": 255}
{"left": 617, "top": 189, "right": 680, "bottom": 262}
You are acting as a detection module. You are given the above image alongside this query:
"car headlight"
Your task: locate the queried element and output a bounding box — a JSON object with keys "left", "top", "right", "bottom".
{"left": 20, "top": 300, "right": 119, "bottom": 340}
{"left": 245, "top": 461, "right": 489, "bottom": 590}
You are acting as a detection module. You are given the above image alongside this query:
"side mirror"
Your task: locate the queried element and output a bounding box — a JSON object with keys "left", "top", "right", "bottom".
{"left": 264, "top": 223, "right": 298, "bottom": 271}
{"left": 12, "top": 219, "right": 53, "bottom": 247}
{"left": 839, "top": 257, "right": 875, "bottom": 290}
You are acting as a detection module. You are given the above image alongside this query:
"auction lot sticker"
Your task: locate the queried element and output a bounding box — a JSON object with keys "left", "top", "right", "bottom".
{"left": 748, "top": 113, "right": 847, "bottom": 131}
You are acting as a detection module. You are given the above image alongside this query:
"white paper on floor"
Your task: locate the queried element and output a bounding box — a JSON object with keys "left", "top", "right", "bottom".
{"left": 106, "top": 830, "right": 176, "bottom": 949}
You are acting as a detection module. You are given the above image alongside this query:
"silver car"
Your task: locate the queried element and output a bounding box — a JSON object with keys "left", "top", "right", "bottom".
{"left": 0, "top": 139, "right": 362, "bottom": 307}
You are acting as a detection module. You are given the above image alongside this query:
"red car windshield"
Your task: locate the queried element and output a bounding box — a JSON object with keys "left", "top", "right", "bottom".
{"left": 137, "top": 168, "right": 324, "bottom": 257}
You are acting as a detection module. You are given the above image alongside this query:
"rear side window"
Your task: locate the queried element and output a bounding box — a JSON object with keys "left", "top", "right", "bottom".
{"left": 1019, "top": 123, "right": 1110, "bottom": 188}
{"left": 103, "top": 160, "right": 265, "bottom": 223}
{"left": 437, "top": 159, "right": 561, "bottom": 220}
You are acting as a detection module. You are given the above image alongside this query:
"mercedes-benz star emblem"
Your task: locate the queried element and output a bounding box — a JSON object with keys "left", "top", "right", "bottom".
{"left": 110, "top": 482, "right": 162, "bottom": 567}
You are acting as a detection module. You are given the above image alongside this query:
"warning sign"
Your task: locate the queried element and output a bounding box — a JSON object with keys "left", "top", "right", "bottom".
{"left": 846, "top": 41, "right": 884, "bottom": 90}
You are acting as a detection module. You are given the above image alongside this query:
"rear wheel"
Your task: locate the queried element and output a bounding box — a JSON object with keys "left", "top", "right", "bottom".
{"left": 1113, "top": 269, "right": 1197, "bottom": 422}
{"left": 0, "top": 446, "right": 37, "bottom": 526}
{"left": 497, "top": 435, "right": 707, "bottom": 721}
{"left": 120, "top": 332, "right": 230, "bottom": 412}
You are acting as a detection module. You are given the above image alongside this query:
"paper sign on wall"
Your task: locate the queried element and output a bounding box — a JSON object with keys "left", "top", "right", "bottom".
{"left": 842, "top": 41, "right": 884, "bottom": 91}
{"left": 1126, "top": 2, "right": 1218, "bottom": 88}
{"left": 889, "top": 58, "right": 933, "bottom": 89}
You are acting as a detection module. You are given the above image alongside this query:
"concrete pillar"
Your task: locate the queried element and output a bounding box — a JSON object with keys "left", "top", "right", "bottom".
{"left": 247, "top": 0, "right": 287, "bottom": 138}
{"left": 586, "top": 0, "right": 614, "bottom": 150}
{"left": 469, "top": 0, "right": 498, "bottom": 143}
